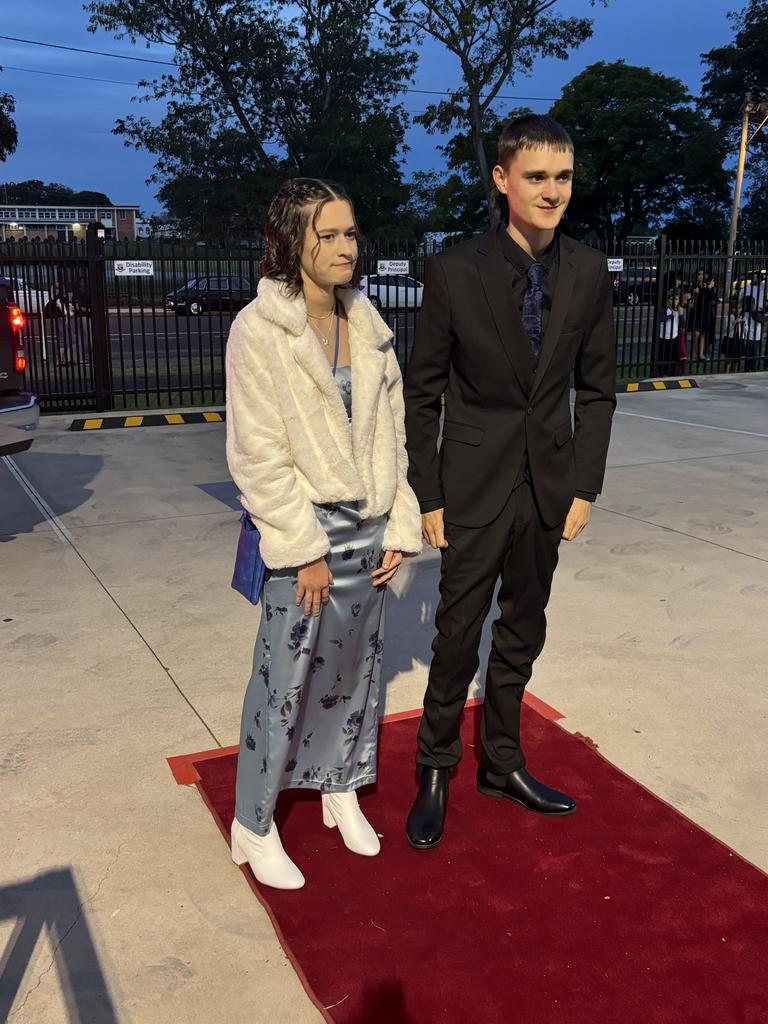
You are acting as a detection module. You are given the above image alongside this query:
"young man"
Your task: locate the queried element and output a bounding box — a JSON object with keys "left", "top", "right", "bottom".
{"left": 403, "top": 114, "right": 616, "bottom": 849}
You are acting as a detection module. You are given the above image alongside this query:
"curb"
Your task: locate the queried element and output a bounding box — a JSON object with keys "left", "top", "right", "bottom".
{"left": 69, "top": 410, "right": 225, "bottom": 431}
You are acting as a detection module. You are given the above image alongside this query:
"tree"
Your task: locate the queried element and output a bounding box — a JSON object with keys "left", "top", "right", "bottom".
{"left": 551, "top": 62, "right": 731, "bottom": 245}
{"left": 0, "top": 67, "right": 18, "bottom": 162}
{"left": 386, "top": 0, "right": 599, "bottom": 226}
{"left": 0, "top": 180, "right": 113, "bottom": 205}
{"left": 701, "top": 0, "right": 768, "bottom": 241}
{"left": 406, "top": 108, "right": 532, "bottom": 239}
{"left": 701, "top": 0, "right": 768, "bottom": 135}
{"left": 85, "top": 0, "right": 416, "bottom": 238}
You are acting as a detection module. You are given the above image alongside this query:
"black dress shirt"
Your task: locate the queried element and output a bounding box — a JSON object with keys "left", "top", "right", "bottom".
{"left": 498, "top": 225, "right": 559, "bottom": 348}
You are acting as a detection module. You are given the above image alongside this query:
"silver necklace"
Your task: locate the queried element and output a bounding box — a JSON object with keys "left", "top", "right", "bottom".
{"left": 308, "top": 305, "right": 336, "bottom": 347}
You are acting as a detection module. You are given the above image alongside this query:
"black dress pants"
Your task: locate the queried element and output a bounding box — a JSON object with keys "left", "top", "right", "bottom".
{"left": 416, "top": 481, "right": 564, "bottom": 774}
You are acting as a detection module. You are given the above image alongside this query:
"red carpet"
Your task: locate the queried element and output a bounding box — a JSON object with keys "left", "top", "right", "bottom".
{"left": 173, "top": 705, "right": 768, "bottom": 1024}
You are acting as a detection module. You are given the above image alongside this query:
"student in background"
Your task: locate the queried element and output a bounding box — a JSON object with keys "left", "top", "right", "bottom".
{"left": 656, "top": 292, "right": 682, "bottom": 377}
{"left": 722, "top": 301, "right": 744, "bottom": 374}
{"left": 742, "top": 295, "right": 763, "bottom": 373}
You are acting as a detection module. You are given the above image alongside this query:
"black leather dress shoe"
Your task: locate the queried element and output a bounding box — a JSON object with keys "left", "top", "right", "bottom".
{"left": 477, "top": 766, "right": 576, "bottom": 816}
{"left": 406, "top": 767, "right": 449, "bottom": 849}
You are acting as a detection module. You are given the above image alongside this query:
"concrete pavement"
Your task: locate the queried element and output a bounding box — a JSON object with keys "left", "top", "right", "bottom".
{"left": 1, "top": 373, "right": 766, "bottom": 1022}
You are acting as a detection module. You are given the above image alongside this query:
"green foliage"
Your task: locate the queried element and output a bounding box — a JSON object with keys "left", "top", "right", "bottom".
{"left": 389, "top": 0, "right": 599, "bottom": 222}
{"left": 86, "top": 0, "right": 416, "bottom": 238}
{"left": 0, "top": 66, "right": 18, "bottom": 162}
{"left": 700, "top": 0, "right": 768, "bottom": 135}
{"left": 408, "top": 108, "right": 533, "bottom": 238}
{"left": 0, "top": 179, "right": 113, "bottom": 205}
{"left": 551, "top": 61, "right": 731, "bottom": 244}
{"left": 700, "top": 0, "right": 768, "bottom": 241}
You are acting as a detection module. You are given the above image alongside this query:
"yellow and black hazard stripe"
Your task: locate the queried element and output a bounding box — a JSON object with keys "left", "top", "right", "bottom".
{"left": 69, "top": 410, "right": 226, "bottom": 431}
{"left": 70, "top": 377, "right": 699, "bottom": 431}
{"left": 618, "top": 379, "right": 699, "bottom": 393}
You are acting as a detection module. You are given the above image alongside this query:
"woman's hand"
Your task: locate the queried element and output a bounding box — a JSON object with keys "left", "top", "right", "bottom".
{"left": 371, "top": 550, "right": 403, "bottom": 588}
{"left": 296, "top": 558, "right": 333, "bottom": 617}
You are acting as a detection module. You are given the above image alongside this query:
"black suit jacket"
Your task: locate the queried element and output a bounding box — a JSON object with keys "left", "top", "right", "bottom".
{"left": 404, "top": 228, "right": 617, "bottom": 529}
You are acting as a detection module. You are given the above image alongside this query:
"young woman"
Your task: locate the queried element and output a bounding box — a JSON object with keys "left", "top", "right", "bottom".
{"left": 225, "top": 178, "right": 422, "bottom": 889}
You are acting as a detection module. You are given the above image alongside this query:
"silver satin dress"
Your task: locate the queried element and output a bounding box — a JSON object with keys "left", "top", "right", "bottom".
{"left": 234, "top": 366, "right": 388, "bottom": 836}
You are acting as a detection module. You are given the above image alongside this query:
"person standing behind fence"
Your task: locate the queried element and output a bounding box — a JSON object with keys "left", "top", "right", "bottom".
{"left": 740, "top": 271, "right": 765, "bottom": 314}
{"left": 742, "top": 295, "right": 763, "bottom": 372}
{"left": 722, "top": 301, "right": 745, "bottom": 374}
{"left": 656, "top": 292, "right": 682, "bottom": 377}
{"left": 225, "top": 178, "right": 422, "bottom": 889}
{"left": 687, "top": 268, "right": 716, "bottom": 363}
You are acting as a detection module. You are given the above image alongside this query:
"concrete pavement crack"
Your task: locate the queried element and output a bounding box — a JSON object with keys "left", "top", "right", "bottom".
{"left": 8, "top": 840, "right": 131, "bottom": 1020}
{"left": 596, "top": 506, "right": 768, "bottom": 563}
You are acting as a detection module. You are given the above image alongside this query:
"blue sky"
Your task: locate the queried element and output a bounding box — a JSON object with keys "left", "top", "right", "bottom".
{"left": 0, "top": 0, "right": 736, "bottom": 214}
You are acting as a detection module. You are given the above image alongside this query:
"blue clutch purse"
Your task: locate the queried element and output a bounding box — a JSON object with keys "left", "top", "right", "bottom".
{"left": 231, "top": 511, "right": 267, "bottom": 605}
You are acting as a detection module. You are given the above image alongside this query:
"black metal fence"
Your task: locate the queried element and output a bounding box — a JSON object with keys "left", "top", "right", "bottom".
{"left": 2, "top": 230, "right": 766, "bottom": 413}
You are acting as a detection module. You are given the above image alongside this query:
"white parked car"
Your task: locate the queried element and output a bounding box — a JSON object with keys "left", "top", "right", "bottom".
{"left": 361, "top": 274, "right": 423, "bottom": 310}
{"left": 4, "top": 277, "right": 52, "bottom": 316}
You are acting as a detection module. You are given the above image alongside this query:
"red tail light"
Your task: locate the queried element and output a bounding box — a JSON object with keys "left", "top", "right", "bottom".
{"left": 15, "top": 349, "right": 27, "bottom": 373}
{"left": 10, "top": 305, "right": 26, "bottom": 330}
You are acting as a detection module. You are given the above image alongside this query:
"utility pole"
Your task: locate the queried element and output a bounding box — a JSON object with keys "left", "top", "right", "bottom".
{"left": 726, "top": 94, "right": 768, "bottom": 302}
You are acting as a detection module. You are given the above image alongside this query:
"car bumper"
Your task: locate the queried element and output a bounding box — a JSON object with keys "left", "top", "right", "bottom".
{"left": 0, "top": 392, "right": 39, "bottom": 456}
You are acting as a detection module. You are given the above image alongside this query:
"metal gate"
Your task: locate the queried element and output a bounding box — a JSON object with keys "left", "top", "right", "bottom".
{"left": 3, "top": 230, "right": 766, "bottom": 413}
{"left": 0, "top": 228, "right": 110, "bottom": 412}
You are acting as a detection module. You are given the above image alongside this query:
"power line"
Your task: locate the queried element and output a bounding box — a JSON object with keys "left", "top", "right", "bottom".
{"left": 0, "top": 33, "right": 175, "bottom": 66}
{"left": 0, "top": 33, "right": 557, "bottom": 103}
{"left": 1, "top": 64, "right": 138, "bottom": 86}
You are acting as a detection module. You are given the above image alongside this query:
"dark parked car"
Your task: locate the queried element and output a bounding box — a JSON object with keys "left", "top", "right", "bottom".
{"left": 612, "top": 266, "right": 658, "bottom": 306}
{"left": 0, "top": 277, "right": 38, "bottom": 457}
{"left": 165, "top": 275, "right": 254, "bottom": 316}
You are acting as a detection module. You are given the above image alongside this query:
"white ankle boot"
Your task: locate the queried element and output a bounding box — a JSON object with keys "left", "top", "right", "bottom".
{"left": 321, "top": 792, "right": 381, "bottom": 856}
{"left": 231, "top": 817, "right": 305, "bottom": 889}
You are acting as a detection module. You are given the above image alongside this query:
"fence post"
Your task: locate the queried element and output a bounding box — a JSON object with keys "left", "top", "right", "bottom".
{"left": 86, "top": 224, "right": 112, "bottom": 411}
{"left": 650, "top": 233, "right": 668, "bottom": 378}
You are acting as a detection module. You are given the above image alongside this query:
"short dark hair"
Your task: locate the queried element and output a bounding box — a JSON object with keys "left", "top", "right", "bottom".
{"left": 497, "top": 114, "right": 574, "bottom": 169}
{"left": 261, "top": 177, "right": 362, "bottom": 296}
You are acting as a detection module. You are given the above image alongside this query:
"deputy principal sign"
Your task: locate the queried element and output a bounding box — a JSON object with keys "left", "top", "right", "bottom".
{"left": 377, "top": 260, "right": 410, "bottom": 275}
{"left": 114, "top": 260, "right": 154, "bottom": 277}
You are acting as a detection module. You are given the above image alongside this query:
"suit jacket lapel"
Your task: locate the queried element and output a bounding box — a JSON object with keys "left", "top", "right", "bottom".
{"left": 475, "top": 230, "right": 531, "bottom": 394}
{"left": 530, "top": 238, "right": 576, "bottom": 400}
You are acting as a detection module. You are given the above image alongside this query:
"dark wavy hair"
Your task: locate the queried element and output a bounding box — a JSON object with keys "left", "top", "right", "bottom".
{"left": 261, "top": 178, "right": 362, "bottom": 296}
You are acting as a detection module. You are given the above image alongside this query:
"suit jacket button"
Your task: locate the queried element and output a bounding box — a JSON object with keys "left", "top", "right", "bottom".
{"left": 526, "top": 406, "right": 533, "bottom": 415}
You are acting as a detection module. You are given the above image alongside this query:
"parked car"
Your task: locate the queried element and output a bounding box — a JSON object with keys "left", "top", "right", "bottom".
{"left": 612, "top": 266, "right": 658, "bottom": 306}
{"left": 360, "top": 274, "right": 423, "bottom": 310}
{"left": 164, "top": 275, "right": 254, "bottom": 316}
{"left": 0, "top": 278, "right": 39, "bottom": 457}
{"left": 3, "top": 276, "right": 52, "bottom": 316}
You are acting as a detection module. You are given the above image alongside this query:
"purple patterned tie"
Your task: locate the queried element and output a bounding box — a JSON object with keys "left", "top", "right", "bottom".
{"left": 522, "top": 262, "right": 546, "bottom": 358}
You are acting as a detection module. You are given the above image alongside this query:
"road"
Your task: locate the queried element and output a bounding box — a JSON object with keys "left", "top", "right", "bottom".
{"left": 21, "top": 305, "right": 746, "bottom": 410}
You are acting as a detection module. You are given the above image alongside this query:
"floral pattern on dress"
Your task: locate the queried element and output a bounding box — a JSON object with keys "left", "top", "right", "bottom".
{"left": 233, "top": 365, "right": 387, "bottom": 838}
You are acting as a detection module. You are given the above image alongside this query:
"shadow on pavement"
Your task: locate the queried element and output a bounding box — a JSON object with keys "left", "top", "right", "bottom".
{"left": 0, "top": 868, "right": 118, "bottom": 1023}
{"left": 0, "top": 452, "right": 103, "bottom": 542}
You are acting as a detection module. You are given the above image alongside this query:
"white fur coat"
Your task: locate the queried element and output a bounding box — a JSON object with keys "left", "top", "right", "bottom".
{"left": 225, "top": 277, "right": 423, "bottom": 569}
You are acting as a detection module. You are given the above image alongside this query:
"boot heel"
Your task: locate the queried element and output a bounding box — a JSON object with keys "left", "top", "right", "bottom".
{"left": 477, "top": 784, "right": 504, "bottom": 799}
{"left": 230, "top": 824, "right": 248, "bottom": 865}
{"left": 322, "top": 801, "right": 337, "bottom": 829}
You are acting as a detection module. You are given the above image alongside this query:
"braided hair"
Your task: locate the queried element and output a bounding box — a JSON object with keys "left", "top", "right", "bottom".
{"left": 261, "top": 178, "right": 362, "bottom": 296}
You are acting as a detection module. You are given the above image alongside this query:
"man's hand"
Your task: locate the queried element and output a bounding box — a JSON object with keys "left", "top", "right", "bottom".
{"left": 421, "top": 508, "right": 448, "bottom": 549}
{"left": 562, "top": 497, "right": 592, "bottom": 541}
